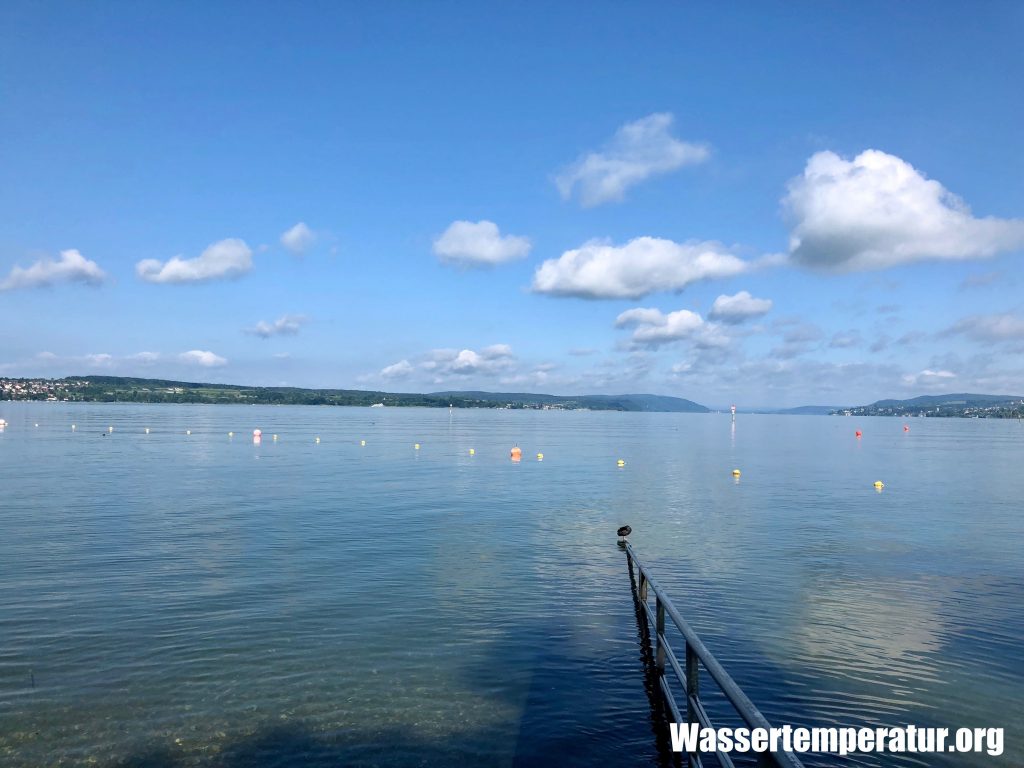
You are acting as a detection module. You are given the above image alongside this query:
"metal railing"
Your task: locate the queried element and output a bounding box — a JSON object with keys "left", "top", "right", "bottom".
{"left": 622, "top": 538, "right": 804, "bottom": 768}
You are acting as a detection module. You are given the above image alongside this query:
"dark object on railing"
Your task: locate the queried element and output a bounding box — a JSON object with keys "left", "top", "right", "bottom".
{"left": 622, "top": 534, "right": 804, "bottom": 768}
{"left": 617, "top": 525, "right": 632, "bottom": 540}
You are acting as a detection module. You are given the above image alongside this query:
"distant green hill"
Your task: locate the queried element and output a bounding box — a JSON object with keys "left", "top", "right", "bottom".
{"left": 0, "top": 376, "right": 709, "bottom": 412}
{"left": 430, "top": 391, "right": 709, "bottom": 412}
{"left": 841, "top": 393, "right": 1024, "bottom": 418}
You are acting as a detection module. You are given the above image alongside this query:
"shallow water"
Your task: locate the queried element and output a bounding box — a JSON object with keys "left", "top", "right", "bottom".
{"left": 0, "top": 403, "right": 1021, "bottom": 766}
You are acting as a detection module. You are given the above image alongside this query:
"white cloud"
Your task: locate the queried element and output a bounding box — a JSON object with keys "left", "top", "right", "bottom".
{"left": 902, "top": 369, "right": 956, "bottom": 388}
{"left": 136, "top": 238, "right": 252, "bottom": 284}
{"left": 614, "top": 306, "right": 732, "bottom": 350}
{"left": 432, "top": 220, "right": 531, "bottom": 267}
{"left": 0, "top": 249, "right": 106, "bottom": 291}
{"left": 555, "top": 113, "right": 709, "bottom": 206}
{"left": 784, "top": 149, "right": 1024, "bottom": 271}
{"left": 379, "top": 344, "right": 518, "bottom": 384}
{"left": 532, "top": 236, "right": 747, "bottom": 299}
{"left": 380, "top": 359, "right": 414, "bottom": 379}
{"left": 280, "top": 222, "right": 316, "bottom": 255}
{"left": 946, "top": 313, "right": 1024, "bottom": 343}
{"left": 178, "top": 350, "right": 227, "bottom": 367}
{"left": 616, "top": 307, "right": 705, "bottom": 345}
{"left": 708, "top": 291, "right": 773, "bottom": 323}
{"left": 247, "top": 314, "right": 308, "bottom": 338}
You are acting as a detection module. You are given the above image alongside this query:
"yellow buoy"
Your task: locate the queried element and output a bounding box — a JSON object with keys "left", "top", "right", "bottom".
{"left": 315, "top": 436, "right": 321, "bottom": 444}
{"left": 108, "top": 426, "right": 114, "bottom": 433}
{"left": 617, "top": 459, "right": 625, "bottom": 467}
{"left": 228, "top": 431, "right": 234, "bottom": 437}
{"left": 468, "top": 448, "right": 474, "bottom": 455}
{"left": 874, "top": 480, "right": 885, "bottom": 490}
{"left": 360, "top": 439, "right": 366, "bottom": 446}
{"left": 273, "top": 434, "right": 278, "bottom": 441}
{"left": 414, "top": 443, "right": 420, "bottom": 450}
{"left": 732, "top": 469, "right": 741, "bottom": 477}
{"left": 537, "top": 453, "right": 544, "bottom": 461}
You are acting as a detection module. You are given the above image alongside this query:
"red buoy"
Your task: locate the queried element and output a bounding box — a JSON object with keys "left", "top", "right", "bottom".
{"left": 855, "top": 430, "right": 862, "bottom": 438}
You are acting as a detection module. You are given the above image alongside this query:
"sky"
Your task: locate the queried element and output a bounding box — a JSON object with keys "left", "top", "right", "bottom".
{"left": 1, "top": 1, "right": 1023, "bottom": 408}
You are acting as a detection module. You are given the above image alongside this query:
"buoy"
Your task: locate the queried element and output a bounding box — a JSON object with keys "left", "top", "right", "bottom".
{"left": 855, "top": 430, "right": 862, "bottom": 438}
{"left": 510, "top": 446, "right": 522, "bottom": 461}
{"left": 903, "top": 425, "right": 910, "bottom": 432}
{"left": 145, "top": 428, "right": 150, "bottom": 434}
{"left": 253, "top": 429, "right": 262, "bottom": 437}
{"left": 537, "top": 452, "right": 544, "bottom": 461}
{"left": 360, "top": 440, "right": 366, "bottom": 446}
{"left": 414, "top": 443, "right": 420, "bottom": 450}
{"left": 228, "top": 431, "right": 234, "bottom": 437}
{"left": 71, "top": 424, "right": 76, "bottom": 431}
{"left": 315, "top": 436, "right": 321, "bottom": 444}
{"left": 273, "top": 434, "right": 278, "bottom": 441}
{"left": 617, "top": 459, "right": 625, "bottom": 467}
{"left": 468, "top": 448, "right": 474, "bottom": 455}
{"left": 874, "top": 480, "right": 885, "bottom": 490}
{"left": 186, "top": 430, "right": 191, "bottom": 436}
{"left": 732, "top": 468, "right": 741, "bottom": 477}
{"left": 34, "top": 423, "right": 39, "bottom": 428}
{"left": 108, "top": 426, "right": 114, "bottom": 433}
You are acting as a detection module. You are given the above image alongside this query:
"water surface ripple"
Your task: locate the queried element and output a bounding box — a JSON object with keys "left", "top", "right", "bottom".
{"left": 0, "top": 404, "right": 1021, "bottom": 766}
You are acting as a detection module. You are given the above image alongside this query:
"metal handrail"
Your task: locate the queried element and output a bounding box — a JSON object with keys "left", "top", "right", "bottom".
{"left": 623, "top": 539, "right": 804, "bottom": 768}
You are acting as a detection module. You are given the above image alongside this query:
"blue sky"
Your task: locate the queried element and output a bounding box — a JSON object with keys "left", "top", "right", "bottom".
{"left": 1, "top": 1, "right": 1023, "bottom": 407}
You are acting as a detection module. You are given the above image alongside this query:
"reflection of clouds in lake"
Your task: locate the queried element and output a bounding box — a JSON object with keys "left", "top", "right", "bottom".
{"left": 792, "top": 578, "right": 944, "bottom": 673}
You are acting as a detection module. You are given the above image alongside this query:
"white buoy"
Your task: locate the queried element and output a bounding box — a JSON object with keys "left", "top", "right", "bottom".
{"left": 71, "top": 424, "right": 76, "bottom": 431}
{"left": 145, "top": 428, "right": 150, "bottom": 434}
{"left": 108, "top": 426, "right": 114, "bottom": 433}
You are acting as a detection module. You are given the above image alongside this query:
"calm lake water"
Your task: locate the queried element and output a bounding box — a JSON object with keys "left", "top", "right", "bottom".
{"left": 0, "top": 403, "right": 1021, "bottom": 767}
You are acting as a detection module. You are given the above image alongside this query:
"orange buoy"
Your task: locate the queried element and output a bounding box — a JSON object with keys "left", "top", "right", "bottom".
{"left": 855, "top": 430, "right": 862, "bottom": 438}
{"left": 510, "top": 446, "right": 522, "bottom": 461}
{"left": 903, "top": 424, "right": 910, "bottom": 432}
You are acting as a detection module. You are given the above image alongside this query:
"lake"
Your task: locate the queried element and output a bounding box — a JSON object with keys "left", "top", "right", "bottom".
{"left": 0, "top": 403, "right": 1021, "bottom": 767}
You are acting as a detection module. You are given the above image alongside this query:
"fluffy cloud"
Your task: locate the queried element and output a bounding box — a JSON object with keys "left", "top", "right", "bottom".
{"left": 784, "top": 149, "right": 1024, "bottom": 271}
{"left": 0, "top": 249, "right": 105, "bottom": 291}
{"left": 554, "top": 113, "right": 709, "bottom": 206}
{"left": 178, "top": 350, "right": 227, "bottom": 367}
{"left": 380, "top": 359, "right": 414, "bottom": 380}
{"left": 707, "top": 291, "right": 773, "bottom": 323}
{"left": 902, "top": 369, "right": 956, "bottom": 388}
{"left": 432, "top": 220, "right": 531, "bottom": 267}
{"left": 247, "top": 314, "right": 308, "bottom": 338}
{"left": 616, "top": 307, "right": 704, "bottom": 345}
{"left": 280, "top": 222, "right": 315, "bottom": 255}
{"left": 614, "top": 307, "right": 732, "bottom": 350}
{"left": 532, "top": 237, "right": 747, "bottom": 299}
{"left": 136, "top": 238, "right": 252, "bottom": 284}
{"left": 946, "top": 313, "right": 1024, "bottom": 343}
{"left": 378, "top": 344, "right": 517, "bottom": 383}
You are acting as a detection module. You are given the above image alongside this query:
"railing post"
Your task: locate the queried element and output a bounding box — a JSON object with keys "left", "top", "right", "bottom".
{"left": 639, "top": 570, "right": 648, "bottom": 602}
{"left": 655, "top": 596, "right": 666, "bottom": 674}
{"left": 685, "top": 640, "right": 699, "bottom": 724}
